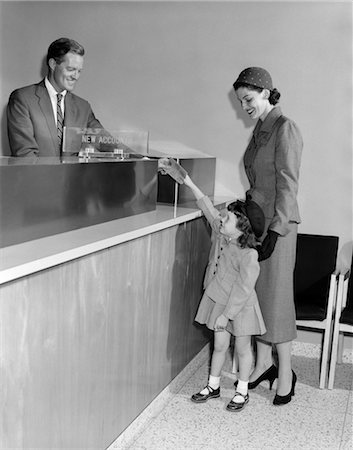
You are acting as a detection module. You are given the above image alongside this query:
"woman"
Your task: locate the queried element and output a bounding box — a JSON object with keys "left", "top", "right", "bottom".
{"left": 233, "top": 67, "right": 303, "bottom": 405}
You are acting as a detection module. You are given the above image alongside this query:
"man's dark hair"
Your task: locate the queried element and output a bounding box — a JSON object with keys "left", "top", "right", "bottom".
{"left": 46, "top": 38, "right": 85, "bottom": 66}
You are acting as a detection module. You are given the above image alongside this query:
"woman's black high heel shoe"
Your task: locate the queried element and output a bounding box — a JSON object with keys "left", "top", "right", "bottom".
{"left": 234, "top": 364, "right": 278, "bottom": 390}
{"left": 273, "top": 371, "right": 297, "bottom": 406}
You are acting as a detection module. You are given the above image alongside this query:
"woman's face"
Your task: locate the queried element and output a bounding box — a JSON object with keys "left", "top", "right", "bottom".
{"left": 236, "top": 86, "right": 271, "bottom": 121}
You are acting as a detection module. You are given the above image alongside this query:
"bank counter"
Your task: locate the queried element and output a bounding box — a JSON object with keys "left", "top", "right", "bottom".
{"left": 0, "top": 152, "right": 229, "bottom": 449}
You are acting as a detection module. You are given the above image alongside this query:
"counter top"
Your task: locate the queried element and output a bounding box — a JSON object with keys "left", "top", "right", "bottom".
{"left": 0, "top": 156, "right": 151, "bottom": 165}
{"left": 0, "top": 198, "right": 232, "bottom": 285}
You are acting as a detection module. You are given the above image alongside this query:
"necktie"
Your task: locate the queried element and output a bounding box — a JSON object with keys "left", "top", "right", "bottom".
{"left": 57, "top": 93, "right": 64, "bottom": 154}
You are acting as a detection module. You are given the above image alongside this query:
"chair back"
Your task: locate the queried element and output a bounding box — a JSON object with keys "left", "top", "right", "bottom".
{"left": 340, "top": 254, "right": 353, "bottom": 325}
{"left": 294, "top": 233, "right": 339, "bottom": 320}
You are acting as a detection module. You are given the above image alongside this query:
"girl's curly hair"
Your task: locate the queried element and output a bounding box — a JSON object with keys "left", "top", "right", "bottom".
{"left": 227, "top": 201, "right": 260, "bottom": 249}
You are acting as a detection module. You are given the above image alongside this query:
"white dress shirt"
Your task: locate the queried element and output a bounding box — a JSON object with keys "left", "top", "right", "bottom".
{"left": 45, "top": 77, "right": 66, "bottom": 125}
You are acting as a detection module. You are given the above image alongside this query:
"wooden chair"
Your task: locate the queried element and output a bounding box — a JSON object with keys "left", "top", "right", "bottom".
{"left": 294, "top": 233, "right": 339, "bottom": 389}
{"left": 327, "top": 256, "right": 353, "bottom": 389}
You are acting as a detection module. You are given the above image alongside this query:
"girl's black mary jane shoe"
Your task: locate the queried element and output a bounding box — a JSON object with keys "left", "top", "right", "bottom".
{"left": 226, "top": 392, "right": 249, "bottom": 412}
{"left": 191, "top": 385, "right": 220, "bottom": 403}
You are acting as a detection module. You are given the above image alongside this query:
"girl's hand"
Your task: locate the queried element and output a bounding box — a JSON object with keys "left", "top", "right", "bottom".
{"left": 214, "top": 314, "right": 228, "bottom": 331}
{"left": 158, "top": 157, "right": 187, "bottom": 184}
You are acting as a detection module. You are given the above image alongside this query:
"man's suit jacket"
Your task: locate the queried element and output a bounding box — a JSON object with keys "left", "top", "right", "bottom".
{"left": 7, "top": 80, "right": 103, "bottom": 157}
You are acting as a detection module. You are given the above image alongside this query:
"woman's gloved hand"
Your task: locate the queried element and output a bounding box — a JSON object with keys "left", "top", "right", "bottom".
{"left": 258, "top": 230, "right": 279, "bottom": 261}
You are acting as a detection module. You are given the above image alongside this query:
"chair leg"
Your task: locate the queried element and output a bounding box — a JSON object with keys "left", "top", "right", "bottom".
{"left": 319, "top": 329, "right": 331, "bottom": 389}
{"left": 328, "top": 272, "right": 345, "bottom": 389}
{"left": 337, "top": 334, "right": 344, "bottom": 364}
{"left": 232, "top": 349, "right": 238, "bottom": 374}
{"left": 328, "top": 331, "right": 340, "bottom": 389}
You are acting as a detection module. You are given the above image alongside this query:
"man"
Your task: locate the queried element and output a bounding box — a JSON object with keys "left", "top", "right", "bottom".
{"left": 7, "top": 37, "right": 103, "bottom": 157}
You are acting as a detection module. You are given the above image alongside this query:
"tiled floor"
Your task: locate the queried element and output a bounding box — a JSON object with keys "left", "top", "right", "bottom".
{"left": 109, "top": 342, "right": 353, "bottom": 450}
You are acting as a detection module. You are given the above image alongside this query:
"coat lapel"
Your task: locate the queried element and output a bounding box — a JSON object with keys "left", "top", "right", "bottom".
{"left": 244, "top": 107, "right": 283, "bottom": 185}
{"left": 35, "top": 80, "right": 58, "bottom": 149}
{"left": 245, "top": 120, "right": 262, "bottom": 172}
{"left": 252, "top": 107, "right": 283, "bottom": 152}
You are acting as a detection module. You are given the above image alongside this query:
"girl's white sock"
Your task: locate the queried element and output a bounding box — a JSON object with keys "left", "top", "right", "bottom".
{"left": 208, "top": 375, "right": 220, "bottom": 390}
{"left": 232, "top": 379, "right": 248, "bottom": 403}
{"left": 200, "top": 375, "right": 220, "bottom": 394}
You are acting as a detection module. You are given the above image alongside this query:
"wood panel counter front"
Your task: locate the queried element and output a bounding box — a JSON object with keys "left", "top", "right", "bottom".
{"left": 0, "top": 200, "right": 230, "bottom": 449}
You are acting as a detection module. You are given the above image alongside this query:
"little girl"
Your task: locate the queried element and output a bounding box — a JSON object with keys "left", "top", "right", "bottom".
{"left": 159, "top": 157, "right": 266, "bottom": 412}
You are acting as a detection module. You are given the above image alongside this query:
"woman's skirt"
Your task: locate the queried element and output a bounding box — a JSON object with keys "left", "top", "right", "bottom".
{"left": 256, "top": 222, "right": 298, "bottom": 343}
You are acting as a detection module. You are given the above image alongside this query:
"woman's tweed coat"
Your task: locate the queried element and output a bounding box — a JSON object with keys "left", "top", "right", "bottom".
{"left": 243, "top": 106, "right": 303, "bottom": 343}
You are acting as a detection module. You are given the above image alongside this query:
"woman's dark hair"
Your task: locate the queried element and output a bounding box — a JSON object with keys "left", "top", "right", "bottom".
{"left": 46, "top": 38, "right": 85, "bottom": 66}
{"left": 233, "top": 81, "right": 281, "bottom": 105}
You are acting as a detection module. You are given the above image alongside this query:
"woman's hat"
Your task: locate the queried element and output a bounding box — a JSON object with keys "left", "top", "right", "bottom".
{"left": 228, "top": 199, "right": 265, "bottom": 238}
{"left": 233, "top": 67, "right": 273, "bottom": 91}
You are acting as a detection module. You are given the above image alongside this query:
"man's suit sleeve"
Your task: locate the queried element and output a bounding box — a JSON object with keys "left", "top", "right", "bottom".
{"left": 7, "top": 90, "right": 39, "bottom": 157}
{"left": 86, "top": 103, "right": 104, "bottom": 129}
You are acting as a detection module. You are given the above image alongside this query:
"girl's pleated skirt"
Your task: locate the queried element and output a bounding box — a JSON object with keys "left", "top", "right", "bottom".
{"left": 195, "top": 294, "right": 266, "bottom": 337}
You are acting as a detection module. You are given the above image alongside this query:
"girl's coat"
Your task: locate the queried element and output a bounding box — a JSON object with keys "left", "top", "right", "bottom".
{"left": 195, "top": 196, "right": 266, "bottom": 336}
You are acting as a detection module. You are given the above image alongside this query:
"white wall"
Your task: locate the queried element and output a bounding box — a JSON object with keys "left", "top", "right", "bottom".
{"left": 1, "top": 1, "right": 352, "bottom": 270}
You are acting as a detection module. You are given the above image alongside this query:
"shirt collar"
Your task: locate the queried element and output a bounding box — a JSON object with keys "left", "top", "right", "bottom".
{"left": 45, "top": 77, "right": 67, "bottom": 100}
{"left": 221, "top": 235, "right": 238, "bottom": 246}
